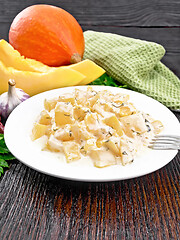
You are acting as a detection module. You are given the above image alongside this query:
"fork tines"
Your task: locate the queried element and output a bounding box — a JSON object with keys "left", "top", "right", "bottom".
{"left": 149, "top": 135, "right": 180, "bottom": 150}
{"left": 154, "top": 135, "right": 180, "bottom": 140}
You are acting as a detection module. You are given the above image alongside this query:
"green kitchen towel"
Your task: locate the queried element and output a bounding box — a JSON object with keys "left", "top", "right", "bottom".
{"left": 83, "top": 30, "right": 180, "bottom": 111}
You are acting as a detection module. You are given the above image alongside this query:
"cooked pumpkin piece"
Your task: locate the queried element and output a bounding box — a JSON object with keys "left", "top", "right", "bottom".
{"left": 104, "top": 114, "right": 123, "bottom": 136}
{"left": 54, "top": 125, "right": 74, "bottom": 141}
{"left": 83, "top": 138, "right": 97, "bottom": 152}
{"left": 46, "top": 135, "right": 63, "bottom": 152}
{"left": 55, "top": 102, "right": 75, "bottom": 126}
{"left": 90, "top": 149, "right": 116, "bottom": 168}
{"left": 120, "top": 138, "right": 135, "bottom": 165}
{"left": 71, "top": 123, "right": 93, "bottom": 141}
{"left": 73, "top": 105, "right": 90, "bottom": 121}
{"left": 151, "top": 120, "right": 164, "bottom": 134}
{"left": 110, "top": 93, "right": 129, "bottom": 104}
{"left": 58, "top": 93, "right": 75, "bottom": 105}
{"left": 44, "top": 98, "right": 58, "bottom": 112}
{"left": 103, "top": 139, "right": 120, "bottom": 156}
{"left": 120, "top": 113, "right": 148, "bottom": 138}
{"left": 118, "top": 106, "right": 132, "bottom": 117}
{"left": 63, "top": 141, "right": 81, "bottom": 163}
{"left": 31, "top": 122, "right": 49, "bottom": 140}
{"left": 38, "top": 110, "right": 51, "bottom": 125}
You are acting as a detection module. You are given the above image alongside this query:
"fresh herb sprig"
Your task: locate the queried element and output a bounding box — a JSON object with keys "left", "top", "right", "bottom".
{"left": 89, "top": 73, "right": 128, "bottom": 88}
{"left": 0, "top": 134, "right": 15, "bottom": 176}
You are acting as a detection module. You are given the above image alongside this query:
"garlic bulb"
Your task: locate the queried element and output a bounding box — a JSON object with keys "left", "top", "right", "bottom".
{"left": 0, "top": 79, "right": 30, "bottom": 119}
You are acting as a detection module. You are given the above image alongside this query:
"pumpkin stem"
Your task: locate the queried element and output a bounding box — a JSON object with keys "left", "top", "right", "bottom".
{"left": 70, "top": 53, "right": 82, "bottom": 64}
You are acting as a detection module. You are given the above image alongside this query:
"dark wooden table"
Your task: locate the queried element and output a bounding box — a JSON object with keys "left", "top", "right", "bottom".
{"left": 0, "top": 1, "right": 179, "bottom": 239}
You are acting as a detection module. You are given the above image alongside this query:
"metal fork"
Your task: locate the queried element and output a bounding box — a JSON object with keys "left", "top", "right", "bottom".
{"left": 148, "top": 135, "right": 180, "bottom": 150}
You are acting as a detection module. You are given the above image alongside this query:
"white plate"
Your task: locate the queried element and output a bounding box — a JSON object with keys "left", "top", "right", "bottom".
{"left": 4, "top": 86, "right": 180, "bottom": 182}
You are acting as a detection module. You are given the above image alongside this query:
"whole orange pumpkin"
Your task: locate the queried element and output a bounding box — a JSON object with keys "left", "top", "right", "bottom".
{"left": 9, "top": 5, "right": 85, "bottom": 66}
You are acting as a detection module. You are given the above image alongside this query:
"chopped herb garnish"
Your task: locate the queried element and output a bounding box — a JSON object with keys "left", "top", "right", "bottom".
{"left": 106, "top": 131, "right": 113, "bottom": 136}
{"left": 146, "top": 125, "right": 151, "bottom": 132}
{"left": 112, "top": 103, "right": 123, "bottom": 108}
{"left": 84, "top": 110, "right": 91, "bottom": 114}
{"left": 122, "top": 151, "right": 128, "bottom": 155}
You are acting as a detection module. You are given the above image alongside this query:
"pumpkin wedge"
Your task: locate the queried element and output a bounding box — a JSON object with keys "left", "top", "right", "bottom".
{"left": 0, "top": 39, "right": 49, "bottom": 72}
{"left": 0, "top": 61, "right": 85, "bottom": 96}
{"left": 0, "top": 40, "right": 105, "bottom": 86}
{"left": 62, "top": 60, "right": 105, "bottom": 85}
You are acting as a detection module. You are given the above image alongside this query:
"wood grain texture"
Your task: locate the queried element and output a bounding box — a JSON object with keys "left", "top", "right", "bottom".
{"left": 0, "top": 150, "right": 179, "bottom": 239}
{"left": 0, "top": 0, "right": 180, "bottom": 239}
{"left": 0, "top": 0, "right": 180, "bottom": 26}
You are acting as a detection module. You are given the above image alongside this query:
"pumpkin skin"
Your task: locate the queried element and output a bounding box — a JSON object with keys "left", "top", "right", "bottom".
{"left": 9, "top": 5, "right": 85, "bottom": 67}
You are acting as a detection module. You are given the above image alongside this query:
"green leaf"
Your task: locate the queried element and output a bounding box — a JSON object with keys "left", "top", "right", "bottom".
{"left": 0, "top": 146, "right": 9, "bottom": 154}
{"left": 0, "top": 137, "right": 6, "bottom": 145}
{"left": 0, "top": 134, "right": 3, "bottom": 141}
{"left": 0, "top": 166, "right": 4, "bottom": 173}
{"left": 89, "top": 73, "right": 128, "bottom": 88}
{"left": 0, "top": 140, "right": 7, "bottom": 148}
{"left": 0, "top": 134, "right": 15, "bottom": 177}
{"left": 0, "top": 153, "right": 15, "bottom": 160}
{"left": 0, "top": 166, "right": 4, "bottom": 176}
{"left": 0, "top": 135, "right": 10, "bottom": 154}
{"left": 0, "top": 159, "right": 9, "bottom": 168}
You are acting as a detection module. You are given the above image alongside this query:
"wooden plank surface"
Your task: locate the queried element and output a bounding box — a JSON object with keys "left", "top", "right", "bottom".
{"left": 0, "top": 0, "right": 180, "bottom": 26}
{"left": 0, "top": 152, "right": 179, "bottom": 239}
{"left": 0, "top": 0, "right": 180, "bottom": 239}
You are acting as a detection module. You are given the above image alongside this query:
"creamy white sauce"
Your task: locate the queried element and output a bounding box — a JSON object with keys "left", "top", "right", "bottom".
{"left": 32, "top": 87, "right": 163, "bottom": 168}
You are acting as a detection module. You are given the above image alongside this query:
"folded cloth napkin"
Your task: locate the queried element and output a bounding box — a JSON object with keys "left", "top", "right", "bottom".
{"left": 83, "top": 30, "right": 180, "bottom": 111}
